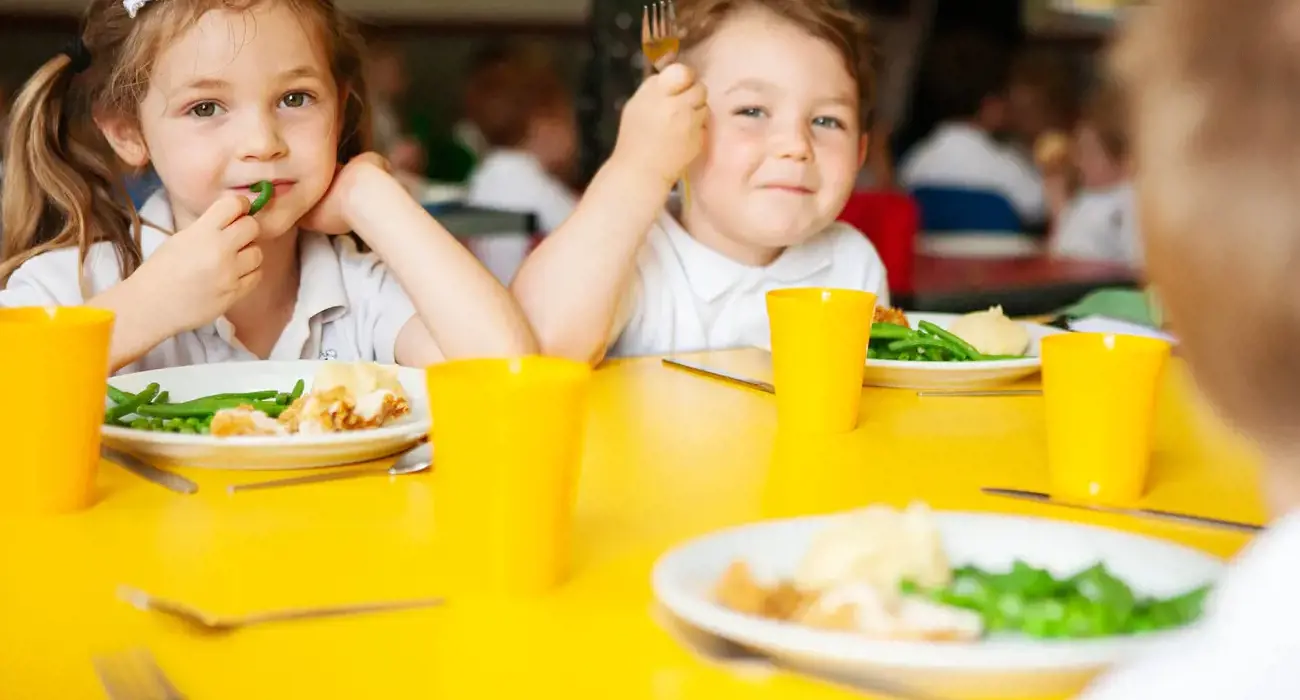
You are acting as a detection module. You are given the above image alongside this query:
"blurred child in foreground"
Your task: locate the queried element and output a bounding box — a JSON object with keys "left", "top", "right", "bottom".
{"left": 1083, "top": 1, "right": 1300, "bottom": 696}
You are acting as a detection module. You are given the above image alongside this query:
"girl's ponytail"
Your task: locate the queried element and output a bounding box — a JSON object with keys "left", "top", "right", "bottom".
{"left": 0, "top": 44, "right": 141, "bottom": 292}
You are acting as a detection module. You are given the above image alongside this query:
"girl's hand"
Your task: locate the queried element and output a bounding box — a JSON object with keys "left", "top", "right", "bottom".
{"left": 299, "top": 152, "right": 393, "bottom": 235}
{"left": 612, "top": 64, "right": 708, "bottom": 189}
{"left": 132, "top": 194, "right": 263, "bottom": 334}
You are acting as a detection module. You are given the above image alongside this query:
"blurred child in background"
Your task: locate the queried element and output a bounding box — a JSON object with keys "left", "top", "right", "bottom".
{"left": 897, "top": 32, "right": 1046, "bottom": 225}
{"left": 465, "top": 50, "right": 578, "bottom": 282}
{"left": 365, "top": 41, "right": 425, "bottom": 177}
{"left": 1041, "top": 83, "right": 1140, "bottom": 267}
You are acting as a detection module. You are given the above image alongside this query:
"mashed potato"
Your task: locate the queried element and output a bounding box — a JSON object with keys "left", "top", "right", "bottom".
{"left": 716, "top": 503, "right": 982, "bottom": 641}
{"left": 947, "top": 306, "right": 1030, "bottom": 357}
{"left": 795, "top": 503, "right": 952, "bottom": 605}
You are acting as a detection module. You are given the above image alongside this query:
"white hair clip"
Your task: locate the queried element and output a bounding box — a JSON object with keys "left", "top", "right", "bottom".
{"left": 124, "top": 0, "right": 153, "bottom": 18}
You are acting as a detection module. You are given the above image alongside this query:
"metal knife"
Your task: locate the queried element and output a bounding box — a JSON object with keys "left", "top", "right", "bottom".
{"left": 661, "top": 358, "right": 775, "bottom": 394}
{"left": 982, "top": 487, "right": 1263, "bottom": 533}
{"left": 101, "top": 447, "right": 199, "bottom": 495}
{"left": 917, "top": 390, "right": 1042, "bottom": 398}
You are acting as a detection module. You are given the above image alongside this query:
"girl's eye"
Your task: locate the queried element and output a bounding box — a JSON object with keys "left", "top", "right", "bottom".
{"left": 280, "top": 91, "right": 314, "bottom": 109}
{"left": 188, "top": 102, "right": 224, "bottom": 118}
{"left": 813, "top": 115, "right": 846, "bottom": 130}
{"left": 734, "top": 106, "right": 766, "bottom": 118}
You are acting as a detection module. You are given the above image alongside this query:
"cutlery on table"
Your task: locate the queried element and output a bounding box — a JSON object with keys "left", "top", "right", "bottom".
{"left": 92, "top": 648, "right": 185, "bottom": 700}
{"left": 654, "top": 606, "right": 948, "bottom": 700}
{"left": 982, "top": 487, "right": 1265, "bottom": 534}
{"left": 916, "top": 390, "right": 1042, "bottom": 398}
{"left": 662, "top": 358, "right": 775, "bottom": 394}
{"left": 101, "top": 447, "right": 199, "bottom": 495}
{"left": 118, "top": 585, "right": 445, "bottom": 633}
{"left": 227, "top": 439, "right": 431, "bottom": 494}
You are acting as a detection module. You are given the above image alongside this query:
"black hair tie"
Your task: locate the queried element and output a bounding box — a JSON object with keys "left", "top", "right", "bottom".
{"left": 63, "top": 37, "right": 92, "bottom": 75}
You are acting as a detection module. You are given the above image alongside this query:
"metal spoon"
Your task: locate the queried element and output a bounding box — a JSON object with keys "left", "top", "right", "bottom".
{"left": 227, "top": 441, "right": 431, "bottom": 493}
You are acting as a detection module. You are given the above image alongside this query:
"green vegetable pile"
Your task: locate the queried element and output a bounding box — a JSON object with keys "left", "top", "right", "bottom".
{"left": 869, "top": 321, "right": 1024, "bottom": 363}
{"left": 104, "top": 380, "right": 305, "bottom": 434}
{"left": 901, "top": 561, "right": 1211, "bottom": 639}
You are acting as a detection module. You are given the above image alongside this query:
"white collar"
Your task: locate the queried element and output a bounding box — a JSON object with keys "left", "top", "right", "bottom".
{"left": 657, "top": 211, "right": 834, "bottom": 303}
{"left": 138, "top": 191, "right": 349, "bottom": 323}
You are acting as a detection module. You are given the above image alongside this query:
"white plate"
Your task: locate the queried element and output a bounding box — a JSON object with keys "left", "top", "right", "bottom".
{"left": 653, "top": 512, "right": 1223, "bottom": 699}
{"left": 756, "top": 312, "right": 1064, "bottom": 391}
{"left": 102, "top": 361, "right": 428, "bottom": 470}
{"left": 865, "top": 313, "right": 1062, "bottom": 390}
{"left": 919, "top": 234, "right": 1043, "bottom": 260}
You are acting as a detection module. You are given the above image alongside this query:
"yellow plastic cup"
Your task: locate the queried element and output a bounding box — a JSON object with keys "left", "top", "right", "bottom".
{"left": 0, "top": 307, "right": 114, "bottom": 515}
{"left": 766, "top": 288, "right": 876, "bottom": 434}
{"left": 426, "top": 356, "right": 592, "bottom": 597}
{"left": 1041, "top": 332, "right": 1172, "bottom": 504}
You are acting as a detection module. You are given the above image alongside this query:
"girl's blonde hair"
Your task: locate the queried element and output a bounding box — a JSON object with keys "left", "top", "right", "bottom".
{"left": 0, "top": 0, "right": 370, "bottom": 290}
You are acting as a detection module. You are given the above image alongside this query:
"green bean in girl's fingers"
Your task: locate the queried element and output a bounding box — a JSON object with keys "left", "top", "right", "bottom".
{"left": 247, "top": 180, "right": 274, "bottom": 215}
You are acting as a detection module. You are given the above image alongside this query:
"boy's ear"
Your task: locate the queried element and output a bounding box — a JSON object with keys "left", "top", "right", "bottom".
{"left": 857, "top": 132, "right": 870, "bottom": 169}
{"left": 96, "top": 114, "right": 149, "bottom": 168}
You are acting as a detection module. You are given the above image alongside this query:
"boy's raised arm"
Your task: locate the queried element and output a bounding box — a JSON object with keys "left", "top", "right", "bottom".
{"left": 510, "top": 65, "right": 708, "bottom": 364}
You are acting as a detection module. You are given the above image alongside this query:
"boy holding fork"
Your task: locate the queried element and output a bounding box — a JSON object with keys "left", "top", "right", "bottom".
{"left": 513, "top": 0, "right": 890, "bottom": 363}
{"left": 1082, "top": 1, "right": 1300, "bottom": 697}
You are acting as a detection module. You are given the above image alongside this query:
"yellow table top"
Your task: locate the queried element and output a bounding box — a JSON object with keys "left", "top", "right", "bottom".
{"left": 0, "top": 350, "right": 1266, "bottom": 699}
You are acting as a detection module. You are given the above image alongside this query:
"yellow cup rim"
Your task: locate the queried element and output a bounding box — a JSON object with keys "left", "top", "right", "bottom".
{"left": 1041, "top": 332, "right": 1172, "bottom": 355}
{"left": 425, "top": 355, "right": 593, "bottom": 381}
{"left": 0, "top": 306, "right": 115, "bottom": 327}
{"left": 766, "top": 288, "right": 878, "bottom": 304}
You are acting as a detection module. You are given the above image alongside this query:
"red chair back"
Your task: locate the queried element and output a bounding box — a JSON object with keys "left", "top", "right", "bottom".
{"left": 837, "top": 191, "right": 919, "bottom": 295}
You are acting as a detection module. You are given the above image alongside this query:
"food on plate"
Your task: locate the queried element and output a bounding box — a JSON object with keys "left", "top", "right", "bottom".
{"left": 869, "top": 309, "right": 1027, "bottom": 363}
{"left": 714, "top": 504, "right": 1211, "bottom": 641}
{"left": 946, "top": 306, "right": 1030, "bottom": 357}
{"left": 873, "top": 305, "right": 910, "bottom": 328}
{"left": 104, "top": 362, "right": 410, "bottom": 437}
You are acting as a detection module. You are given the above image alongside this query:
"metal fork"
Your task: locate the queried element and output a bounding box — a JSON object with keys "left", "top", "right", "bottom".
{"left": 92, "top": 648, "right": 185, "bottom": 700}
{"left": 640, "top": 1, "right": 692, "bottom": 209}
{"left": 118, "top": 585, "right": 445, "bottom": 633}
{"left": 641, "top": 0, "right": 680, "bottom": 72}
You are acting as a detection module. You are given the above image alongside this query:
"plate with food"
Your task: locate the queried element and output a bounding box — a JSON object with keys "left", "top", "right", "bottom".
{"left": 864, "top": 307, "right": 1064, "bottom": 390}
{"left": 101, "top": 361, "right": 427, "bottom": 470}
{"left": 652, "top": 504, "right": 1221, "bottom": 699}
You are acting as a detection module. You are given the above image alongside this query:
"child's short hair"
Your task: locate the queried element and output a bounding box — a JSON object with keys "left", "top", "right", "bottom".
{"left": 468, "top": 46, "right": 569, "bottom": 149}
{"left": 923, "top": 31, "right": 1011, "bottom": 122}
{"left": 675, "top": 0, "right": 876, "bottom": 128}
{"left": 1111, "top": 0, "right": 1300, "bottom": 443}
{"left": 1079, "top": 80, "right": 1127, "bottom": 161}
{"left": 1009, "top": 48, "right": 1080, "bottom": 128}
{"left": 0, "top": 0, "right": 369, "bottom": 290}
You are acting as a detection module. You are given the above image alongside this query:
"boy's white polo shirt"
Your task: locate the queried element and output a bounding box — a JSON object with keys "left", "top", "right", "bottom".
{"left": 0, "top": 192, "right": 417, "bottom": 374}
{"left": 608, "top": 211, "right": 890, "bottom": 358}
